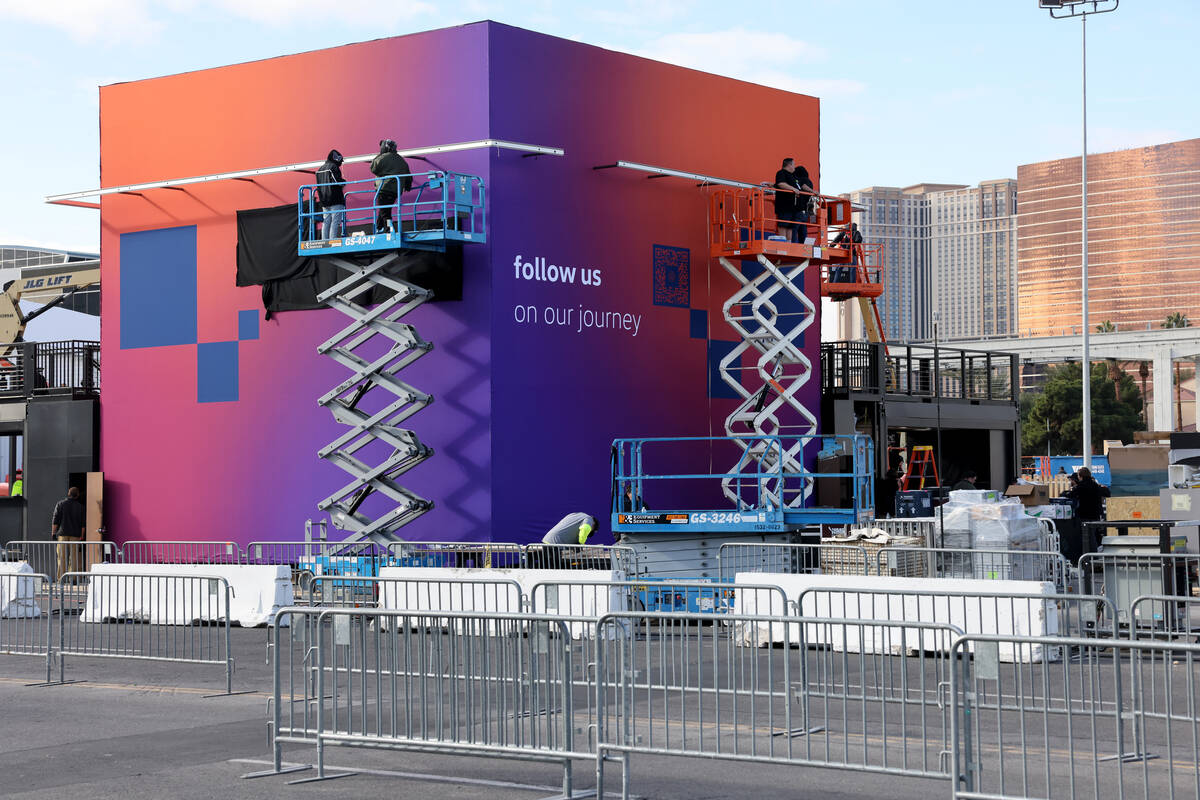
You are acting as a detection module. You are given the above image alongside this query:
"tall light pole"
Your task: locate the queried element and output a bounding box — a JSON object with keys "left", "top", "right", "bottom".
{"left": 1041, "top": 0, "right": 1118, "bottom": 467}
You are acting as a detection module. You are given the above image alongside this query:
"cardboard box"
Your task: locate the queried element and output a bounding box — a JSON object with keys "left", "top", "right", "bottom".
{"left": 1105, "top": 495, "right": 1161, "bottom": 535}
{"left": 1005, "top": 483, "right": 1050, "bottom": 507}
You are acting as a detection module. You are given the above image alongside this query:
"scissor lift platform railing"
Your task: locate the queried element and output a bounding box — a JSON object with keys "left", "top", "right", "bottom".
{"left": 297, "top": 170, "right": 485, "bottom": 257}
{"left": 610, "top": 435, "right": 875, "bottom": 535}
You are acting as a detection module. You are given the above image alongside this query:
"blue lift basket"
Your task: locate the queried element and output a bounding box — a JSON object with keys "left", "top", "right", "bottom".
{"left": 611, "top": 434, "right": 875, "bottom": 535}
{"left": 297, "top": 170, "right": 485, "bottom": 256}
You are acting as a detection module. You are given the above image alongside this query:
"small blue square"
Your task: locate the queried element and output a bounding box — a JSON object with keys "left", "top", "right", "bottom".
{"left": 197, "top": 342, "right": 239, "bottom": 403}
{"left": 707, "top": 340, "right": 741, "bottom": 400}
{"left": 689, "top": 309, "right": 707, "bottom": 339}
{"left": 238, "top": 309, "right": 259, "bottom": 341}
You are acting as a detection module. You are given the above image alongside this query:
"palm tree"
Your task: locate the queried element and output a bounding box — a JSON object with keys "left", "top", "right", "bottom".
{"left": 1162, "top": 313, "right": 1192, "bottom": 429}
{"left": 1096, "top": 320, "right": 1115, "bottom": 333}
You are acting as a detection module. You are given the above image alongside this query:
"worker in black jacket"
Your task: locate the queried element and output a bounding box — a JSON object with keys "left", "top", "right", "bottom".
{"left": 1064, "top": 467, "right": 1110, "bottom": 550}
{"left": 370, "top": 139, "right": 411, "bottom": 233}
{"left": 316, "top": 149, "right": 346, "bottom": 238}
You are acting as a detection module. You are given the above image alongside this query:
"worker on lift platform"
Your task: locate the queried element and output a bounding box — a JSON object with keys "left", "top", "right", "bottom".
{"left": 370, "top": 139, "right": 412, "bottom": 234}
{"left": 316, "top": 149, "right": 346, "bottom": 238}
{"left": 830, "top": 222, "right": 863, "bottom": 282}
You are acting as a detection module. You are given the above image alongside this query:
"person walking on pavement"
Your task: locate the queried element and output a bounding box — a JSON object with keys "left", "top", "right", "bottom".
{"left": 370, "top": 139, "right": 412, "bottom": 234}
{"left": 52, "top": 486, "right": 84, "bottom": 580}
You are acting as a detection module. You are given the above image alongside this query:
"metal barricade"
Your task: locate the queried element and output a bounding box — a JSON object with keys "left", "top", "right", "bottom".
{"left": 871, "top": 517, "right": 938, "bottom": 545}
{"left": 950, "top": 633, "right": 1200, "bottom": 800}
{"left": 386, "top": 540, "right": 525, "bottom": 569}
{"left": 250, "top": 607, "right": 589, "bottom": 793}
{"left": 796, "top": 586, "right": 1118, "bottom": 646}
{"left": 243, "top": 540, "right": 393, "bottom": 602}
{"left": 54, "top": 571, "right": 236, "bottom": 694}
{"left": 0, "top": 571, "right": 52, "bottom": 681}
{"left": 594, "top": 611, "right": 962, "bottom": 799}
{"left": 308, "top": 574, "right": 525, "bottom": 616}
{"left": 1128, "top": 593, "right": 1200, "bottom": 641}
{"left": 1080, "top": 552, "right": 1200, "bottom": 630}
{"left": 2, "top": 540, "right": 119, "bottom": 584}
{"left": 522, "top": 543, "right": 616, "bottom": 572}
{"left": 874, "top": 546, "right": 1070, "bottom": 590}
{"left": 717, "top": 541, "right": 872, "bottom": 581}
{"left": 120, "top": 540, "right": 243, "bottom": 565}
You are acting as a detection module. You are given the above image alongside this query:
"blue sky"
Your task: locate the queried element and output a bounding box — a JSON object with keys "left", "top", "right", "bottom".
{"left": 0, "top": 0, "right": 1195, "bottom": 253}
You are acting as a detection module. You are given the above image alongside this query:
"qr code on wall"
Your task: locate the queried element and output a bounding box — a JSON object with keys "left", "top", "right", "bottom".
{"left": 652, "top": 244, "right": 690, "bottom": 308}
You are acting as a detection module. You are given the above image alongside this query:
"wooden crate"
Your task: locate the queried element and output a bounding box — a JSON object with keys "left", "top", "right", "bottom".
{"left": 1105, "top": 495, "right": 1161, "bottom": 535}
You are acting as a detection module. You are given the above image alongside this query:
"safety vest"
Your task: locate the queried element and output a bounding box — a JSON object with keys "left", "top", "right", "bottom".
{"left": 10, "top": 479, "right": 21, "bottom": 497}
{"left": 577, "top": 521, "right": 593, "bottom": 545}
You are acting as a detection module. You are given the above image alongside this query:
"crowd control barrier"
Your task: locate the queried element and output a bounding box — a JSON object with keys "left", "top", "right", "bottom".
{"left": 54, "top": 571, "right": 237, "bottom": 694}
{"left": 717, "top": 541, "right": 872, "bottom": 581}
{"left": 249, "top": 607, "right": 594, "bottom": 797}
{"left": 949, "top": 633, "right": 1200, "bottom": 800}
{"left": 2, "top": 540, "right": 119, "bottom": 584}
{"left": 120, "top": 540, "right": 243, "bottom": 565}
{"left": 593, "top": 611, "right": 963, "bottom": 799}
{"left": 1080, "top": 552, "right": 1200, "bottom": 630}
{"left": 0, "top": 571, "right": 52, "bottom": 681}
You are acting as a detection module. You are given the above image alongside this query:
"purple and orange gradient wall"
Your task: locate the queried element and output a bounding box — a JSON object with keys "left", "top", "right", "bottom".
{"left": 99, "top": 22, "right": 821, "bottom": 546}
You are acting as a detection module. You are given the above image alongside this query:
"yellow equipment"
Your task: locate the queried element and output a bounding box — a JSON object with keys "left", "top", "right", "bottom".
{"left": 0, "top": 260, "right": 99, "bottom": 356}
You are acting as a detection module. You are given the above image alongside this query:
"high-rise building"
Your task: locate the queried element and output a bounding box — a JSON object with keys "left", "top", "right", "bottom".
{"left": 841, "top": 184, "right": 958, "bottom": 342}
{"left": 1017, "top": 138, "right": 1200, "bottom": 335}
{"left": 928, "top": 179, "right": 1018, "bottom": 340}
{"left": 839, "top": 181, "right": 1017, "bottom": 343}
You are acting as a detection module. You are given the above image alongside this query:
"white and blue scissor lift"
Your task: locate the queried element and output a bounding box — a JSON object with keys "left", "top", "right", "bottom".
{"left": 608, "top": 183, "right": 879, "bottom": 612}
{"left": 296, "top": 168, "right": 486, "bottom": 553}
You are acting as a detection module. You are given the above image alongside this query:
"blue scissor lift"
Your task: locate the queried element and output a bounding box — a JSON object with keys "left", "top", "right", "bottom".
{"left": 610, "top": 434, "right": 874, "bottom": 612}
{"left": 298, "top": 171, "right": 485, "bottom": 548}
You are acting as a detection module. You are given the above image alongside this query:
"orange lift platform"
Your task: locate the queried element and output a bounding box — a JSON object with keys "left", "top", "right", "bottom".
{"left": 708, "top": 187, "right": 887, "bottom": 346}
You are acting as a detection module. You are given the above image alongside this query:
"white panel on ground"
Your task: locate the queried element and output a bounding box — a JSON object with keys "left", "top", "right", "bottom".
{"left": 733, "top": 572, "right": 1059, "bottom": 663}
{"left": 0, "top": 562, "right": 40, "bottom": 618}
{"left": 85, "top": 564, "right": 293, "bottom": 627}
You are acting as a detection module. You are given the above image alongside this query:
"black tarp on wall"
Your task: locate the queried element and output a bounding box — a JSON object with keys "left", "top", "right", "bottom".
{"left": 235, "top": 204, "right": 463, "bottom": 315}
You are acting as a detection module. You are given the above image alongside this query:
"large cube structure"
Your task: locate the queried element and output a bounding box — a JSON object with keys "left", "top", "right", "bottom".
{"left": 99, "top": 22, "right": 822, "bottom": 546}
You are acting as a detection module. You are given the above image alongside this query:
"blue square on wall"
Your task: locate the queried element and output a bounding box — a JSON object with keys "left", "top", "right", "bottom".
{"left": 707, "top": 340, "right": 741, "bottom": 400}
{"left": 119, "top": 226, "right": 198, "bottom": 349}
{"left": 689, "top": 308, "right": 707, "bottom": 339}
{"left": 238, "top": 309, "right": 259, "bottom": 340}
{"left": 197, "top": 341, "right": 239, "bottom": 403}
{"left": 652, "top": 244, "right": 690, "bottom": 308}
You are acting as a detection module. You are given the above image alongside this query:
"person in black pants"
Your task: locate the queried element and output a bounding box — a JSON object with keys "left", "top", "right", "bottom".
{"left": 370, "top": 139, "right": 412, "bottom": 233}
{"left": 1065, "top": 468, "right": 1110, "bottom": 550}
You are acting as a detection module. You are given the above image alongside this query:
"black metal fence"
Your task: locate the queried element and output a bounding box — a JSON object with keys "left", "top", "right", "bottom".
{"left": 821, "top": 341, "right": 1017, "bottom": 402}
{"left": 0, "top": 340, "right": 99, "bottom": 400}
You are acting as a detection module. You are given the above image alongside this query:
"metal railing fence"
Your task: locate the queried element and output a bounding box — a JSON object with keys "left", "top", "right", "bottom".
{"left": 0, "top": 571, "right": 52, "bottom": 681}
{"left": 950, "top": 633, "right": 1200, "bottom": 800}
{"left": 717, "top": 541, "right": 872, "bottom": 581}
{"left": 252, "top": 607, "right": 587, "bottom": 791}
{"left": 873, "top": 547, "right": 1070, "bottom": 590}
{"left": 120, "top": 540, "right": 243, "bottom": 565}
{"left": 1080, "top": 552, "right": 1200, "bottom": 628}
{"left": 2, "top": 540, "right": 119, "bottom": 584}
{"left": 55, "top": 571, "right": 235, "bottom": 693}
{"left": 594, "top": 611, "right": 963, "bottom": 799}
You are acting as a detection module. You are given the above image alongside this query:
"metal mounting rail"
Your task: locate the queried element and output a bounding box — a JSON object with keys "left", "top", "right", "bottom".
{"left": 718, "top": 253, "right": 818, "bottom": 509}
{"left": 45, "top": 139, "right": 562, "bottom": 204}
{"left": 314, "top": 252, "right": 436, "bottom": 545}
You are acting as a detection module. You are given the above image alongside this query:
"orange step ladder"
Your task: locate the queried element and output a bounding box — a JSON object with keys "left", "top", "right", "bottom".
{"left": 901, "top": 445, "right": 940, "bottom": 490}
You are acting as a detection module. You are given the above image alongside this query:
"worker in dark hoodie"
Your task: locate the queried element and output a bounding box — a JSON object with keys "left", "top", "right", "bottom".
{"left": 370, "top": 139, "right": 412, "bottom": 233}
{"left": 316, "top": 149, "right": 346, "bottom": 238}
